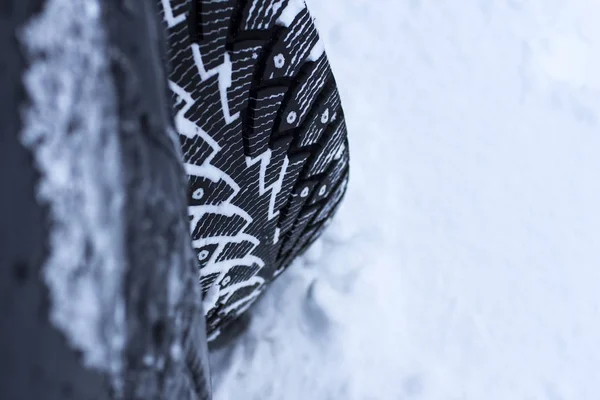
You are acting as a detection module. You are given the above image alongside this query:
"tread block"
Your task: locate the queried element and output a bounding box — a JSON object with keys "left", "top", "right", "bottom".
{"left": 200, "top": 272, "right": 220, "bottom": 297}
{"left": 220, "top": 264, "right": 262, "bottom": 287}
{"left": 191, "top": 212, "right": 248, "bottom": 240}
{"left": 307, "top": 148, "right": 348, "bottom": 206}
{"left": 280, "top": 205, "right": 319, "bottom": 255}
{"left": 274, "top": 150, "right": 309, "bottom": 211}
{"left": 194, "top": 243, "right": 221, "bottom": 268}
{"left": 218, "top": 283, "right": 261, "bottom": 312}
{"left": 298, "top": 83, "right": 342, "bottom": 147}
{"left": 264, "top": 134, "right": 293, "bottom": 188}
{"left": 228, "top": 41, "right": 264, "bottom": 117}
{"left": 293, "top": 225, "right": 319, "bottom": 256}
{"left": 187, "top": 174, "right": 237, "bottom": 206}
{"left": 277, "top": 180, "right": 317, "bottom": 235}
{"left": 238, "top": 0, "right": 289, "bottom": 32}
{"left": 215, "top": 240, "right": 257, "bottom": 262}
{"left": 246, "top": 86, "right": 287, "bottom": 157}
{"left": 276, "top": 55, "right": 332, "bottom": 133}
{"left": 306, "top": 118, "right": 347, "bottom": 177}
{"left": 262, "top": 8, "right": 319, "bottom": 81}
{"left": 312, "top": 172, "right": 349, "bottom": 225}
{"left": 187, "top": 75, "right": 224, "bottom": 133}
{"left": 190, "top": 0, "right": 236, "bottom": 70}
{"left": 180, "top": 134, "right": 217, "bottom": 167}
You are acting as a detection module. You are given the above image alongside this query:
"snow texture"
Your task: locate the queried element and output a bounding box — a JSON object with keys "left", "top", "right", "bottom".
{"left": 276, "top": 0, "right": 306, "bottom": 28}
{"left": 19, "top": 0, "right": 126, "bottom": 387}
{"left": 210, "top": 0, "right": 600, "bottom": 399}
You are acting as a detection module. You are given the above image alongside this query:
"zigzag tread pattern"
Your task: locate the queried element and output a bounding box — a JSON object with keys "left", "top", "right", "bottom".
{"left": 158, "top": 0, "right": 349, "bottom": 341}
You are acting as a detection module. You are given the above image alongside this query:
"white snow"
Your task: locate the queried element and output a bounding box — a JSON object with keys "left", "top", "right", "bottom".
{"left": 307, "top": 38, "right": 325, "bottom": 62}
{"left": 161, "top": 0, "right": 186, "bottom": 28}
{"left": 20, "top": 0, "right": 126, "bottom": 387}
{"left": 276, "top": 0, "right": 306, "bottom": 28}
{"left": 211, "top": 0, "right": 600, "bottom": 399}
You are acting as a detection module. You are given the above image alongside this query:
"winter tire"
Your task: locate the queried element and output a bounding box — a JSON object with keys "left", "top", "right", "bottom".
{"left": 1, "top": 1, "right": 211, "bottom": 399}
{"left": 159, "top": 0, "right": 350, "bottom": 342}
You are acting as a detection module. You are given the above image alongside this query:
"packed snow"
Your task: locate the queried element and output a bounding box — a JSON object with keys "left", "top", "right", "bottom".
{"left": 20, "top": 0, "right": 126, "bottom": 385}
{"left": 210, "top": 1, "right": 600, "bottom": 399}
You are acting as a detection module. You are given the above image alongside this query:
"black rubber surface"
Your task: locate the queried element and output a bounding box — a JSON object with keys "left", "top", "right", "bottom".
{"left": 159, "top": 0, "right": 350, "bottom": 342}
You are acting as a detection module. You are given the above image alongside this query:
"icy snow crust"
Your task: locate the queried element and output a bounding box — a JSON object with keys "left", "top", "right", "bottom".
{"left": 211, "top": 0, "right": 600, "bottom": 399}
{"left": 20, "top": 0, "right": 126, "bottom": 384}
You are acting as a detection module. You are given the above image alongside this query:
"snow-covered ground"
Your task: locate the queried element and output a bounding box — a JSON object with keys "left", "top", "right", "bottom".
{"left": 210, "top": 1, "right": 600, "bottom": 399}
